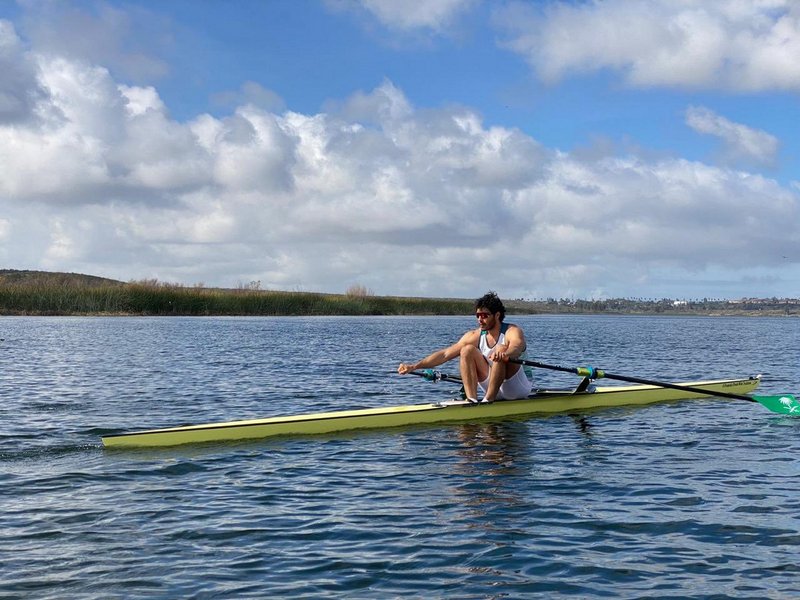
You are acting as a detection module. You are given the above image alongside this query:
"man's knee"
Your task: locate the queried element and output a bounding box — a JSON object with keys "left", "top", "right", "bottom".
{"left": 460, "top": 345, "right": 481, "bottom": 359}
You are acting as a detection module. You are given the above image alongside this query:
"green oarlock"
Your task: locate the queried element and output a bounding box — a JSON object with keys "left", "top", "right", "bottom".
{"left": 576, "top": 367, "right": 605, "bottom": 379}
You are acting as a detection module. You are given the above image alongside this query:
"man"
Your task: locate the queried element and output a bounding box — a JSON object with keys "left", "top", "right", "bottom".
{"left": 398, "top": 291, "right": 532, "bottom": 403}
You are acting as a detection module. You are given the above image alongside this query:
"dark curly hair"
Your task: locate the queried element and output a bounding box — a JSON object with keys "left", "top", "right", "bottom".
{"left": 474, "top": 291, "right": 505, "bottom": 322}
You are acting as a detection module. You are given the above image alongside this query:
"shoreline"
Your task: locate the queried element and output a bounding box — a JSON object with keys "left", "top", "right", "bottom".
{"left": 2, "top": 270, "right": 799, "bottom": 317}
{"left": 2, "top": 308, "right": 798, "bottom": 318}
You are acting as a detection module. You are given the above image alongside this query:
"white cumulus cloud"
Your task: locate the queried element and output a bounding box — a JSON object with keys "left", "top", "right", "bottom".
{"left": 495, "top": 0, "right": 800, "bottom": 91}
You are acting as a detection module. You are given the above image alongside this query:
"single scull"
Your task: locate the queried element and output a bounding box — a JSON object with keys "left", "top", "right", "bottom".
{"left": 102, "top": 375, "right": 761, "bottom": 448}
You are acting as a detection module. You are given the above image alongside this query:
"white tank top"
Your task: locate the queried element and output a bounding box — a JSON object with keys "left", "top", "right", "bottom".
{"left": 479, "top": 322, "right": 534, "bottom": 380}
{"left": 479, "top": 323, "right": 509, "bottom": 358}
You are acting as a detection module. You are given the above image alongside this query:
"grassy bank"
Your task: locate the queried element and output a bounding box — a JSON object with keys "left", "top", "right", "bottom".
{"left": 3, "top": 270, "right": 799, "bottom": 316}
{"left": 0, "top": 277, "right": 473, "bottom": 316}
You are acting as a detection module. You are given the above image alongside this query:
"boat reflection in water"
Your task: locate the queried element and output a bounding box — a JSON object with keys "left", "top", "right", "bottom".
{"left": 448, "top": 412, "right": 595, "bottom": 511}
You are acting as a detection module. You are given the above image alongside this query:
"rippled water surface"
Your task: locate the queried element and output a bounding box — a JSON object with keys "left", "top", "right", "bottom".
{"left": 2, "top": 315, "right": 799, "bottom": 598}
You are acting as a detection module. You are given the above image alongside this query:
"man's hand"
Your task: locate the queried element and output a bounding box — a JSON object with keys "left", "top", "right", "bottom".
{"left": 489, "top": 344, "right": 511, "bottom": 363}
{"left": 397, "top": 363, "right": 416, "bottom": 374}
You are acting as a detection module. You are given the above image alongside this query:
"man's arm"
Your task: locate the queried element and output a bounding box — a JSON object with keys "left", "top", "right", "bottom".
{"left": 398, "top": 329, "right": 478, "bottom": 374}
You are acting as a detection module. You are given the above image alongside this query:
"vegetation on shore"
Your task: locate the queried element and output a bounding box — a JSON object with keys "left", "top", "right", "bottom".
{"left": 0, "top": 270, "right": 472, "bottom": 316}
{"left": 1, "top": 269, "right": 799, "bottom": 316}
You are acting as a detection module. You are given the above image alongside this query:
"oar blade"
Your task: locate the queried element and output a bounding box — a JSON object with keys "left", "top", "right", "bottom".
{"left": 753, "top": 394, "right": 800, "bottom": 415}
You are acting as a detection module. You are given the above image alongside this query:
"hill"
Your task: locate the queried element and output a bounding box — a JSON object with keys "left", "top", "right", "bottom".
{"left": 0, "top": 269, "right": 124, "bottom": 288}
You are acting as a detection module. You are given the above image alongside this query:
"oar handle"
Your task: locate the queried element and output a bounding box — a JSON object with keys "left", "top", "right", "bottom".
{"left": 509, "top": 358, "right": 755, "bottom": 402}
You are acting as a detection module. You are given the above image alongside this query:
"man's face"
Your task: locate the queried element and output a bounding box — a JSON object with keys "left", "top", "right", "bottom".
{"left": 475, "top": 307, "right": 496, "bottom": 330}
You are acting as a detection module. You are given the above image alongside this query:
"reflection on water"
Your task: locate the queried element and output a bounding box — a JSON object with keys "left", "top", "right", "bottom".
{"left": 449, "top": 414, "right": 596, "bottom": 512}
{"left": 570, "top": 414, "right": 593, "bottom": 436}
{"left": 447, "top": 422, "right": 532, "bottom": 552}
{"left": 455, "top": 422, "right": 528, "bottom": 474}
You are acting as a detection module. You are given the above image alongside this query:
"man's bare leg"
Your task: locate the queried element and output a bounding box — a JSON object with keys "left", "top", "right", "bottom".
{"left": 484, "top": 361, "right": 508, "bottom": 402}
{"left": 460, "top": 345, "right": 488, "bottom": 401}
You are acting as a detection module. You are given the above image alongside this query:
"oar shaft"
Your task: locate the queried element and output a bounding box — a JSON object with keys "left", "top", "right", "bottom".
{"left": 408, "top": 369, "right": 463, "bottom": 384}
{"left": 511, "top": 358, "right": 755, "bottom": 402}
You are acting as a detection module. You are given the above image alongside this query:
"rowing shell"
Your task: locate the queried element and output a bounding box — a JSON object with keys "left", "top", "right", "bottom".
{"left": 101, "top": 376, "right": 761, "bottom": 448}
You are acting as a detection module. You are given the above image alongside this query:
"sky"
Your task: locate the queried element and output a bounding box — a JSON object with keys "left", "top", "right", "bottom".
{"left": 1, "top": 0, "right": 799, "bottom": 300}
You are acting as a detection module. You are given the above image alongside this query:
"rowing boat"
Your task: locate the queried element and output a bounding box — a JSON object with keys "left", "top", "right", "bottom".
{"left": 101, "top": 376, "right": 761, "bottom": 448}
{"left": 101, "top": 375, "right": 760, "bottom": 448}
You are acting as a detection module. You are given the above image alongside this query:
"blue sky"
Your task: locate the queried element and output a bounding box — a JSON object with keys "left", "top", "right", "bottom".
{"left": 1, "top": 0, "right": 799, "bottom": 299}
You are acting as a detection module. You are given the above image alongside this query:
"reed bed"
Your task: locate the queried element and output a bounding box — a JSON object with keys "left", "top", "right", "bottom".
{"left": 0, "top": 280, "right": 473, "bottom": 316}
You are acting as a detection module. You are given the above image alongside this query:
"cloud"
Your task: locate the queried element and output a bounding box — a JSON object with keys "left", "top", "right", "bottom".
{"left": 0, "top": 20, "right": 49, "bottom": 124}
{"left": 211, "top": 82, "right": 286, "bottom": 113}
{"left": 18, "top": 0, "right": 170, "bottom": 83}
{"left": 326, "top": 0, "right": 478, "bottom": 35}
{"left": 495, "top": 0, "right": 800, "bottom": 91}
{"left": 685, "top": 106, "right": 779, "bottom": 168}
{"left": 1, "top": 42, "right": 798, "bottom": 297}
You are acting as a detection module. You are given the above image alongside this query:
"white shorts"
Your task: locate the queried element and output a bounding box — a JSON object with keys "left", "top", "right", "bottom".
{"left": 478, "top": 364, "right": 533, "bottom": 400}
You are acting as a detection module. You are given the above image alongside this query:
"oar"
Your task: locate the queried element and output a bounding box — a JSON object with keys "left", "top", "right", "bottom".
{"left": 510, "top": 358, "right": 800, "bottom": 415}
{"left": 408, "top": 369, "right": 463, "bottom": 384}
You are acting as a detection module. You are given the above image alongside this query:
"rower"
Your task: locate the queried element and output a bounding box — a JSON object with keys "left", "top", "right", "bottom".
{"left": 397, "top": 291, "right": 533, "bottom": 403}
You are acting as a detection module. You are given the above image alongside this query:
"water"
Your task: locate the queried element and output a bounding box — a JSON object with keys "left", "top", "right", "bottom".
{"left": 1, "top": 315, "right": 799, "bottom": 598}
